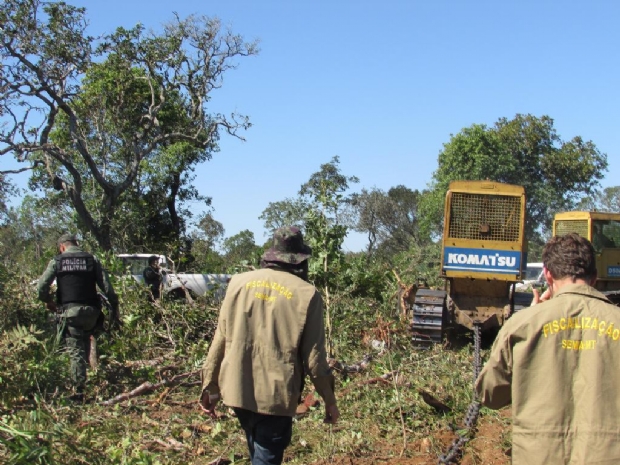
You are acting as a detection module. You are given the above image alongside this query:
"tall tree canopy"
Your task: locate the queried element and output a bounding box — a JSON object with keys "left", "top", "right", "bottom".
{"left": 259, "top": 156, "right": 358, "bottom": 237}
{"left": 351, "top": 185, "right": 426, "bottom": 257}
{"left": 0, "top": 0, "right": 258, "bottom": 251}
{"left": 259, "top": 156, "right": 359, "bottom": 286}
{"left": 578, "top": 186, "right": 620, "bottom": 213}
{"left": 258, "top": 198, "right": 308, "bottom": 233}
{"left": 222, "top": 229, "right": 261, "bottom": 271}
{"left": 0, "top": 175, "right": 18, "bottom": 226}
{"left": 420, "top": 114, "right": 608, "bottom": 238}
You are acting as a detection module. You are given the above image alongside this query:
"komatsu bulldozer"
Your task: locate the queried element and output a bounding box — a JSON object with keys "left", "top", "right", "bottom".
{"left": 553, "top": 211, "right": 620, "bottom": 304}
{"left": 409, "top": 180, "right": 530, "bottom": 346}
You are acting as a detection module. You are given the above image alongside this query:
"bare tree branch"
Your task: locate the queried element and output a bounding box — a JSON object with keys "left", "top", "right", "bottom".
{"left": 1, "top": 1, "right": 257, "bottom": 250}
{"left": 0, "top": 160, "right": 42, "bottom": 174}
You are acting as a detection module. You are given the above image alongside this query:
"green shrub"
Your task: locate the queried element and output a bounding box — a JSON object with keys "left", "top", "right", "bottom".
{"left": 0, "top": 325, "right": 67, "bottom": 407}
{"left": 0, "top": 273, "right": 48, "bottom": 333}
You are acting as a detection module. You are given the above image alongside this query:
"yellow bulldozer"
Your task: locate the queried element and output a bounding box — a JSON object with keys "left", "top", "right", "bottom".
{"left": 408, "top": 180, "right": 531, "bottom": 346}
{"left": 553, "top": 211, "right": 620, "bottom": 304}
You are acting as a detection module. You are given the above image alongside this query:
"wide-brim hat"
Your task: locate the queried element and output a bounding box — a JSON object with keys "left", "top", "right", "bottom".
{"left": 262, "top": 226, "right": 312, "bottom": 265}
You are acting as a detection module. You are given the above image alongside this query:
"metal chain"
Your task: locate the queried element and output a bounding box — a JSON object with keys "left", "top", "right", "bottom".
{"left": 473, "top": 322, "right": 482, "bottom": 380}
{"left": 437, "top": 323, "right": 482, "bottom": 464}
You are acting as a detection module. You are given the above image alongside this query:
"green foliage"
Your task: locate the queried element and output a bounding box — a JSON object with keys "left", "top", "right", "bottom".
{"left": 0, "top": 324, "right": 67, "bottom": 407}
{"left": 391, "top": 241, "right": 443, "bottom": 289}
{"left": 1, "top": 0, "right": 258, "bottom": 251}
{"left": 0, "top": 413, "right": 58, "bottom": 465}
{"left": 10, "top": 107, "right": 602, "bottom": 462}
{"left": 305, "top": 211, "right": 348, "bottom": 290}
{"left": 0, "top": 263, "right": 6, "bottom": 297}
{"left": 259, "top": 198, "right": 308, "bottom": 234}
{"left": 337, "top": 254, "right": 394, "bottom": 301}
{"left": 0, "top": 407, "right": 130, "bottom": 464}
{"left": 0, "top": 241, "right": 504, "bottom": 464}
{"left": 0, "top": 270, "right": 49, "bottom": 332}
{"left": 221, "top": 229, "right": 263, "bottom": 272}
{"left": 181, "top": 213, "right": 226, "bottom": 273}
{"left": 194, "top": 213, "right": 225, "bottom": 251}
{"left": 526, "top": 234, "right": 548, "bottom": 263}
{"left": 578, "top": 185, "right": 620, "bottom": 212}
{"left": 183, "top": 237, "right": 226, "bottom": 274}
{"left": 0, "top": 195, "right": 73, "bottom": 272}
{"left": 0, "top": 175, "right": 19, "bottom": 226}
{"left": 422, "top": 114, "right": 608, "bottom": 239}
{"left": 351, "top": 185, "right": 427, "bottom": 258}
{"left": 299, "top": 157, "right": 359, "bottom": 288}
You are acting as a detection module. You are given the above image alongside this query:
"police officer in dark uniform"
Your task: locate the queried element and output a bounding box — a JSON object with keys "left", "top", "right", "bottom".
{"left": 142, "top": 255, "right": 163, "bottom": 302}
{"left": 37, "top": 233, "right": 119, "bottom": 401}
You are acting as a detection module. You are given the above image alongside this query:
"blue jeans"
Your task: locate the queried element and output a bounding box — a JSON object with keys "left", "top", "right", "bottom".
{"left": 233, "top": 408, "right": 293, "bottom": 465}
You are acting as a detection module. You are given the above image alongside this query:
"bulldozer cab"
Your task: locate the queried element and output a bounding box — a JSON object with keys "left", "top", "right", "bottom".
{"left": 553, "top": 211, "right": 620, "bottom": 294}
{"left": 409, "top": 181, "right": 528, "bottom": 347}
{"left": 442, "top": 181, "right": 527, "bottom": 280}
{"left": 441, "top": 181, "right": 527, "bottom": 331}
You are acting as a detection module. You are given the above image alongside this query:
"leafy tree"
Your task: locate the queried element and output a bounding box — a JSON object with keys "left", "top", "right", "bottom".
{"left": 185, "top": 236, "right": 225, "bottom": 273}
{"left": 352, "top": 185, "right": 426, "bottom": 258}
{"left": 258, "top": 156, "right": 361, "bottom": 284}
{"left": 259, "top": 156, "right": 359, "bottom": 239}
{"left": 259, "top": 156, "right": 359, "bottom": 354}
{"left": 421, "top": 114, "right": 608, "bottom": 239}
{"left": 182, "top": 212, "right": 226, "bottom": 272}
{"left": 0, "top": 0, "right": 258, "bottom": 251}
{"left": 222, "top": 229, "right": 262, "bottom": 271}
{"left": 578, "top": 186, "right": 620, "bottom": 212}
{"left": 0, "top": 195, "right": 74, "bottom": 271}
{"left": 0, "top": 175, "right": 19, "bottom": 226}
{"left": 350, "top": 188, "right": 384, "bottom": 255}
{"left": 195, "top": 213, "right": 225, "bottom": 251}
{"left": 297, "top": 157, "right": 359, "bottom": 355}
{"left": 297, "top": 157, "right": 359, "bottom": 287}
{"left": 526, "top": 234, "right": 548, "bottom": 263}
{"left": 258, "top": 198, "right": 308, "bottom": 233}
{"left": 391, "top": 241, "right": 443, "bottom": 290}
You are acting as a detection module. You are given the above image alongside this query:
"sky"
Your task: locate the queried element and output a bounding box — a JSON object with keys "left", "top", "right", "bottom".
{"left": 4, "top": 1, "right": 620, "bottom": 252}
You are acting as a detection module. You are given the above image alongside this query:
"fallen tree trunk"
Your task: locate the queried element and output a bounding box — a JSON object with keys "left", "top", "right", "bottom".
{"left": 100, "top": 370, "right": 199, "bottom": 406}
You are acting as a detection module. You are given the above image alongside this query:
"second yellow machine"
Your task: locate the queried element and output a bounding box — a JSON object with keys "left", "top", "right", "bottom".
{"left": 553, "top": 210, "right": 620, "bottom": 303}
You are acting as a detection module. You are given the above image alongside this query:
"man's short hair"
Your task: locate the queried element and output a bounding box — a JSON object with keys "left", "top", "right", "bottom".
{"left": 542, "top": 233, "right": 597, "bottom": 282}
{"left": 57, "top": 233, "right": 78, "bottom": 246}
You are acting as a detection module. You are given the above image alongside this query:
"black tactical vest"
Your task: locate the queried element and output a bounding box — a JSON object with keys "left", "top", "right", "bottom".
{"left": 55, "top": 251, "right": 98, "bottom": 305}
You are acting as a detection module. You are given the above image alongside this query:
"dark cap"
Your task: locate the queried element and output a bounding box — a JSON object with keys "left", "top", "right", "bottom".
{"left": 262, "top": 226, "right": 312, "bottom": 265}
{"left": 57, "top": 233, "right": 78, "bottom": 245}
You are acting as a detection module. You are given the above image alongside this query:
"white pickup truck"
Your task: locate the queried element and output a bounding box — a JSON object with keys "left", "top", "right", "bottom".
{"left": 117, "top": 254, "right": 231, "bottom": 301}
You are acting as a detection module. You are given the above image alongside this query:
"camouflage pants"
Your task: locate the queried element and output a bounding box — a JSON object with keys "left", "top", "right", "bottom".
{"left": 58, "top": 305, "right": 102, "bottom": 392}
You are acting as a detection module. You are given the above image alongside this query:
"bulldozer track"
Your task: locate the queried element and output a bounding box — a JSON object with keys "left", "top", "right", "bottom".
{"left": 410, "top": 288, "right": 446, "bottom": 348}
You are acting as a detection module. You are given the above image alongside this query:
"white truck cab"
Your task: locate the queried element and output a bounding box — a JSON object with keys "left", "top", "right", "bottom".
{"left": 515, "top": 262, "right": 545, "bottom": 291}
{"left": 117, "top": 254, "right": 231, "bottom": 300}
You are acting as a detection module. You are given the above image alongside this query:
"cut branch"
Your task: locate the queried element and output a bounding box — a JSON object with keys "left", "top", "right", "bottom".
{"left": 100, "top": 370, "right": 199, "bottom": 406}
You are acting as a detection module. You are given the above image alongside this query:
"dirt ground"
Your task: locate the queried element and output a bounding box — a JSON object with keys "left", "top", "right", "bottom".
{"left": 83, "top": 390, "right": 511, "bottom": 465}
{"left": 92, "top": 369, "right": 511, "bottom": 465}
{"left": 309, "top": 411, "right": 511, "bottom": 465}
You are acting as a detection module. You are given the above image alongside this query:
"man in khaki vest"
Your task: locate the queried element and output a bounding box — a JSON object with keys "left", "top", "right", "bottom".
{"left": 476, "top": 233, "right": 620, "bottom": 464}
{"left": 200, "top": 226, "right": 339, "bottom": 465}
